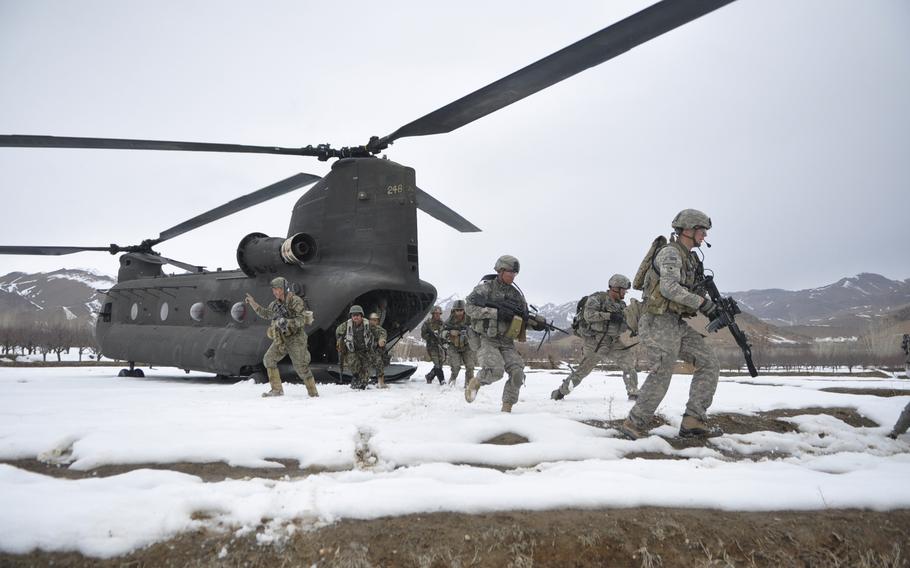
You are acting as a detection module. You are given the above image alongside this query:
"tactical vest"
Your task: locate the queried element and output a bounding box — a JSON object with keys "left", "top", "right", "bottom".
{"left": 445, "top": 314, "right": 472, "bottom": 350}
{"left": 642, "top": 240, "right": 702, "bottom": 317}
{"left": 344, "top": 320, "right": 374, "bottom": 352}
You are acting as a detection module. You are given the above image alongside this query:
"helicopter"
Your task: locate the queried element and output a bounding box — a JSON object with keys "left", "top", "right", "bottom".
{"left": 0, "top": 0, "right": 736, "bottom": 382}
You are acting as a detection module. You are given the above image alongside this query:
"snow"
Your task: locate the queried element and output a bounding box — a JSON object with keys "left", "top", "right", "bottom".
{"left": 46, "top": 269, "right": 116, "bottom": 291}
{"left": 1, "top": 364, "right": 909, "bottom": 557}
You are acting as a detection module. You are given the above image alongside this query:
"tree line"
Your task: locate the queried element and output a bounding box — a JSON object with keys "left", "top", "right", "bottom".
{"left": 0, "top": 312, "right": 99, "bottom": 362}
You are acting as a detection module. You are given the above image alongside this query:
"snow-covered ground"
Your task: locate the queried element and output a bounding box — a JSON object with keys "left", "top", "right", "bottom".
{"left": 1, "top": 363, "right": 909, "bottom": 557}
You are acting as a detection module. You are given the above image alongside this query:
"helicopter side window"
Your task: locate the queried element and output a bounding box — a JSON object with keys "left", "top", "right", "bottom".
{"left": 100, "top": 302, "right": 112, "bottom": 323}
{"left": 130, "top": 302, "right": 139, "bottom": 321}
{"left": 159, "top": 302, "right": 169, "bottom": 322}
{"left": 190, "top": 302, "right": 205, "bottom": 322}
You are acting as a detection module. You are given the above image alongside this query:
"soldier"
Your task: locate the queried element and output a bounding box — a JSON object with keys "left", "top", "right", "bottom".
{"left": 421, "top": 305, "right": 446, "bottom": 384}
{"left": 551, "top": 274, "right": 640, "bottom": 401}
{"left": 888, "top": 402, "right": 910, "bottom": 439}
{"left": 368, "top": 312, "right": 389, "bottom": 388}
{"left": 620, "top": 209, "right": 721, "bottom": 440}
{"left": 464, "top": 255, "right": 547, "bottom": 412}
{"left": 244, "top": 277, "right": 319, "bottom": 398}
{"left": 444, "top": 299, "right": 476, "bottom": 387}
{"left": 335, "top": 305, "right": 382, "bottom": 390}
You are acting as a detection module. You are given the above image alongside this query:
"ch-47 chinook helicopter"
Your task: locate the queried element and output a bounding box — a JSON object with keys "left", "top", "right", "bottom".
{"left": 0, "top": 0, "right": 735, "bottom": 382}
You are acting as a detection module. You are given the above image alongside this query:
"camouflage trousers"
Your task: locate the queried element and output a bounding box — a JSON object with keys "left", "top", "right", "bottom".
{"left": 892, "top": 401, "right": 910, "bottom": 437}
{"left": 628, "top": 312, "right": 719, "bottom": 426}
{"left": 556, "top": 336, "right": 639, "bottom": 397}
{"left": 368, "top": 349, "right": 389, "bottom": 379}
{"left": 476, "top": 336, "right": 525, "bottom": 405}
{"left": 447, "top": 345, "right": 476, "bottom": 385}
{"left": 426, "top": 345, "right": 445, "bottom": 368}
{"left": 343, "top": 350, "right": 373, "bottom": 388}
{"left": 263, "top": 335, "right": 315, "bottom": 382}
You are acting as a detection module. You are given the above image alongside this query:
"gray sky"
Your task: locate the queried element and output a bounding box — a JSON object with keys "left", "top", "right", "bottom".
{"left": 1, "top": 0, "right": 908, "bottom": 304}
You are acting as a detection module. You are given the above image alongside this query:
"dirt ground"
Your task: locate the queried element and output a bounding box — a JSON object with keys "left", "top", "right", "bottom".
{"left": 2, "top": 508, "right": 907, "bottom": 567}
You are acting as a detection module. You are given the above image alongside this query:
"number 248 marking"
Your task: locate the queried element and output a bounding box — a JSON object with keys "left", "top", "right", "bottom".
{"left": 386, "top": 184, "right": 405, "bottom": 195}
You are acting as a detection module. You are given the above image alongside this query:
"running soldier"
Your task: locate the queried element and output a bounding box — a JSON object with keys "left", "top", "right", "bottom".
{"left": 368, "top": 312, "right": 389, "bottom": 388}
{"left": 445, "top": 300, "right": 476, "bottom": 387}
{"left": 464, "top": 255, "right": 547, "bottom": 412}
{"left": 421, "top": 306, "right": 446, "bottom": 384}
{"left": 620, "top": 209, "right": 721, "bottom": 440}
{"left": 903, "top": 334, "right": 910, "bottom": 378}
{"left": 551, "top": 274, "right": 639, "bottom": 401}
{"left": 888, "top": 402, "right": 910, "bottom": 439}
{"left": 336, "top": 305, "right": 382, "bottom": 390}
{"left": 245, "top": 277, "right": 319, "bottom": 398}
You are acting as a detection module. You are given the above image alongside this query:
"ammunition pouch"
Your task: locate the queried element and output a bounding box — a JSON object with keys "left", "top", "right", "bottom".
{"left": 505, "top": 315, "right": 523, "bottom": 340}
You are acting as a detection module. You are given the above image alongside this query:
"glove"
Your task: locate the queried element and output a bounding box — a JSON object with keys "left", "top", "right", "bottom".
{"left": 609, "top": 311, "right": 624, "bottom": 324}
{"left": 699, "top": 298, "right": 718, "bottom": 318}
{"left": 529, "top": 314, "right": 547, "bottom": 331}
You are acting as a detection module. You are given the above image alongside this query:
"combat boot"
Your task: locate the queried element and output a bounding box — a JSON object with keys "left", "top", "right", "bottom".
{"left": 501, "top": 402, "right": 513, "bottom": 413}
{"left": 435, "top": 367, "right": 446, "bottom": 384}
{"left": 618, "top": 418, "right": 648, "bottom": 440}
{"left": 465, "top": 377, "right": 481, "bottom": 403}
{"left": 261, "top": 368, "right": 284, "bottom": 398}
{"left": 425, "top": 369, "right": 435, "bottom": 384}
{"left": 679, "top": 415, "right": 722, "bottom": 439}
{"left": 627, "top": 391, "right": 639, "bottom": 401}
{"left": 378, "top": 374, "right": 388, "bottom": 389}
{"left": 304, "top": 376, "right": 319, "bottom": 397}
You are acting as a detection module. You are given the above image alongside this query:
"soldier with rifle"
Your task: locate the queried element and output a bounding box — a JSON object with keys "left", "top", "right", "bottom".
{"left": 444, "top": 300, "right": 476, "bottom": 388}
{"left": 464, "top": 255, "right": 563, "bottom": 412}
{"left": 245, "top": 277, "right": 319, "bottom": 398}
{"left": 620, "top": 209, "right": 744, "bottom": 440}
{"left": 368, "top": 312, "right": 389, "bottom": 388}
{"left": 420, "top": 306, "right": 446, "bottom": 384}
{"left": 552, "top": 274, "right": 640, "bottom": 401}
{"left": 887, "top": 334, "right": 910, "bottom": 439}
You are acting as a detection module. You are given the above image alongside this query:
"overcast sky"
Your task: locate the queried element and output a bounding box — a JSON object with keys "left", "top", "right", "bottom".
{"left": 1, "top": 1, "right": 907, "bottom": 303}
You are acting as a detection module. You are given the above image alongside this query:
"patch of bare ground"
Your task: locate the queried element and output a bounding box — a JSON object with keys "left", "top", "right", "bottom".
{"left": 583, "top": 407, "right": 877, "bottom": 460}
{"left": 1, "top": 458, "right": 329, "bottom": 481}
{"left": 483, "top": 432, "right": 530, "bottom": 445}
{"left": 820, "top": 387, "right": 910, "bottom": 398}
{"left": 3, "top": 508, "right": 908, "bottom": 567}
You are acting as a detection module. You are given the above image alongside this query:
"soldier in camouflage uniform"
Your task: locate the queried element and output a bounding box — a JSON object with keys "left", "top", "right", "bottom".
{"left": 421, "top": 306, "right": 446, "bottom": 384}
{"left": 245, "top": 276, "right": 319, "bottom": 398}
{"left": 551, "top": 274, "right": 640, "bottom": 401}
{"left": 444, "top": 299, "right": 476, "bottom": 387}
{"left": 335, "top": 305, "right": 383, "bottom": 390}
{"left": 464, "top": 255, "right": 547, "bottom": 412}
{"left": 368, "top": 312, "right": 389, "bottom": 389}
{"left": 620, "top": 209, "right": 721, "bottom": 440}
{"left": 888, "top": 402, "right": 910, "bottom": 439}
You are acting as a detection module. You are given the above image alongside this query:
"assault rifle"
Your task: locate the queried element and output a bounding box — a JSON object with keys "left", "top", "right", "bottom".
{"left": 700, "top": 275, "right": 758, "bottom": 377}
{"left": 482, "top": 297, "right": 570, "bottom": 350}
{"left": 273, "top": 302, "right": 291, "bottom": 336}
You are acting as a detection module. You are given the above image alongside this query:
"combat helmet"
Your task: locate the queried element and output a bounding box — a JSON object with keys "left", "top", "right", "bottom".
{"left": 494, "top": 255, "right": 520, "bottom": 273}
{"left": 452, "top": 299, "right": 466, "bottom": 310}
{"left": 431, "top": 305, "right": 443, "bottom": 315}
{"left": 349, "top": 305, "right": 365, "bottom": 315}
{"left": 269, "top": 276, "right": 288, "bottom": 289}
{"left": 671, "top": 209, "right": 712, "bottom": 231}
{"left": 369, "top": 312, "right": 380, "bottom": 321}
{"left": 608, "top": 274, "right": 632, "bottom": 290}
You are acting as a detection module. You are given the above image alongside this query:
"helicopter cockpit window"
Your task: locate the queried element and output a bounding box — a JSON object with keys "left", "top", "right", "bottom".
{"left": 190, "top": 302, "right": 205, "bottom": 322}
{"left": 160, "top": 302, "right": 169, "bottom": 322}
{"left": 230, "top": 302, "right": 246, "bottom": 322}
{"left": 100, "top": 302, "right": 112, "bottom": 323}
{"left": 130, "top": 302, "right": 139, "bottom": 321}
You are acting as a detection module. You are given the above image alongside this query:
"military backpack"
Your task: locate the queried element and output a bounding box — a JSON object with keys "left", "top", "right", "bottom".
{"left": 570, "top": 295, "right": 590, "bottom": 337}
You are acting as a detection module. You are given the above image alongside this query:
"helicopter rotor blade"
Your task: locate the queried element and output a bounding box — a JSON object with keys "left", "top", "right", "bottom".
{"left": 155, "top": 172, "right": 321, "bottom": 244}
{"left": 131, "top": 252, "right": 203, "bottom": 273}
{"left": 415, "top": 187, "right": 481, "bottom": 233}
{"left": 0, "top": 135, "right": 330, "bottom": 157}
{"left": 0, "top": 245, "right": 113, "bottom": 256}
{"left": 381, "top": 0, "right": 736, "bottom": 145}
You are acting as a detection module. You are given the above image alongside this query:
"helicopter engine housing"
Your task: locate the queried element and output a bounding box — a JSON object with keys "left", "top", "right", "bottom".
{"left": 236, "top": 231, "right": 317, "bottom": 277}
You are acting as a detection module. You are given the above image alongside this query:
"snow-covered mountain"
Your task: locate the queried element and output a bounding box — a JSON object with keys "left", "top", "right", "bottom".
{"left": 728, "top": 273, "right": 910, "bottom": 339}
{"left": 0, "top": 269, "right": 115, "bottom": 323}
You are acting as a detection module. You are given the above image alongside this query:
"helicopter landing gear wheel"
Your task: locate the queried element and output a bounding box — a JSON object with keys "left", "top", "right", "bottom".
{"left": 118, "top": 362, "right": 145, "bottom": 378}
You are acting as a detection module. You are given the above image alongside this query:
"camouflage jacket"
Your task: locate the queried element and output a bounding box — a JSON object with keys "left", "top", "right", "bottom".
{"left": 465, "top": 276, "right": 528, "bottom": 342}
{"left": 643, "top": 240, "right": 705, "bottom": 317}
{"left": 370, "top": 323, "right": 388, "bottom": 352}
{"left": 444, "top": 313, "right": 473, "bottom": 351}
{"left": 251, "top": 293, "right": 312, "bottom": 340}
{"left": 335, "top": 319, "right": 381, "bottom": 352}
{"left": 421, "top": 318, "right": 445, "bottom": 348}
{"left": 582, "top": 292, "right": 628, "bottom": 337}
